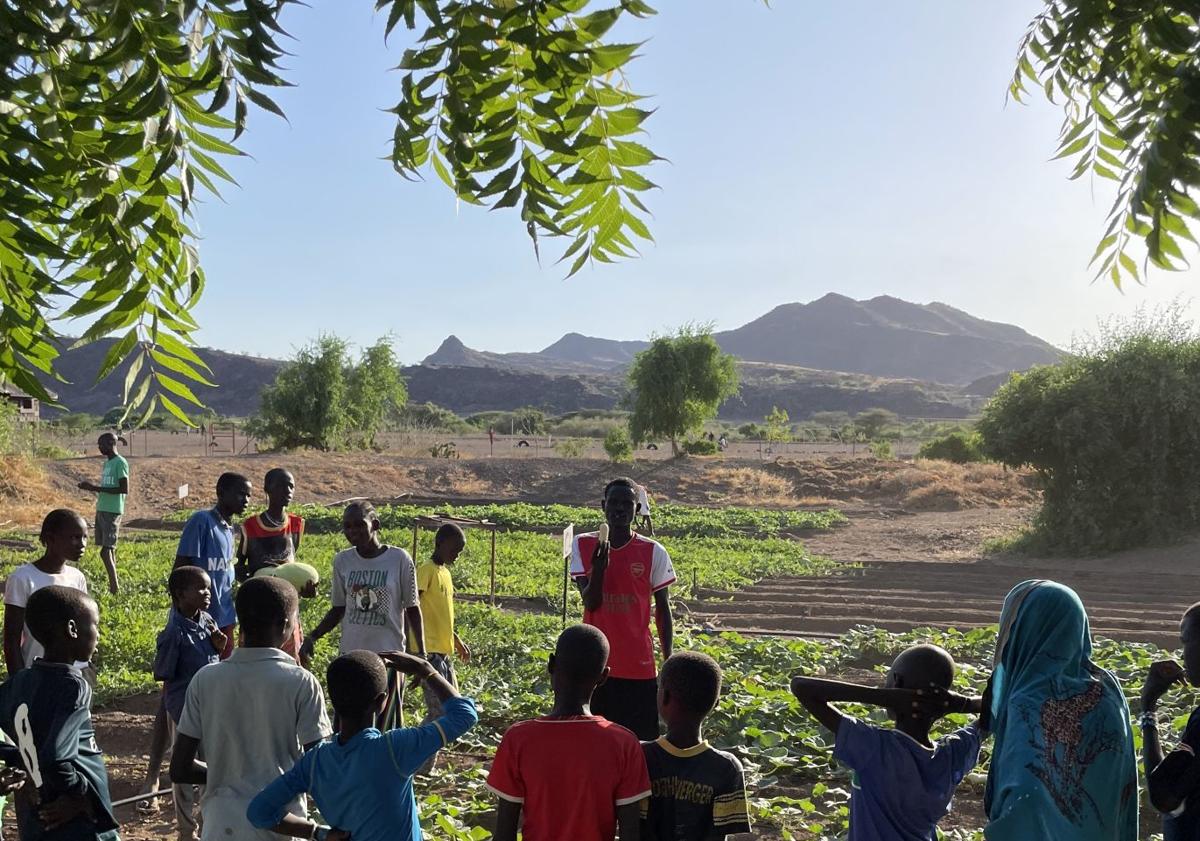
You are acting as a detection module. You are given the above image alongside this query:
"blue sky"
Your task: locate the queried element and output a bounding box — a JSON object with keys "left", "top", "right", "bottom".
{"left": 183, "top": 1, "right": 1199, "bottom": 364}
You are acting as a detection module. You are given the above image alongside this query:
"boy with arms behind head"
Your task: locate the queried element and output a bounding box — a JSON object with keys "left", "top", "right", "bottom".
{"left": 169, "top": 577, "right": 330, "bottom": 841}
{"left": 247, "top": 649, "right": 477, "bottom": 840}
{"left": 1142, "top": 602, "right": 1200, "bottom": 839}
{"left": 790, "top": 644, "right": 986, "bottom": 841}
{"left": 0, "top": 586, "right": 118, "bottom": 840}
{"left": 488, "top": 624, "right": 651, "bottom": 841}
{"left": 642, "top": 652, "right": 751, "bottom": 840}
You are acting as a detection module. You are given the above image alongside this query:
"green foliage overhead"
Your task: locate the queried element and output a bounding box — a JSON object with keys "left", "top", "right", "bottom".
{"left": 1016, "top": 2, "right": 1200, "bottom": 285}
{"left": 0, "top": 0, "right": 293, "bottom": 421}
{"left": 627, "top": 325, "right": 739, "bottom": 455}
{"left": 978, "top": 309, "right": 1200, "bottom": 551}
{"left": 1, "top": 0, "right": 664, "bottom": 416}
{"left": 249, "top": 335, "right": 407, "bottom": 451}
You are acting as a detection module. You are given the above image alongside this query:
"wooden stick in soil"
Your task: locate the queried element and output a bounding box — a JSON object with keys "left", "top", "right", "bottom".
{"left": 111, "top": 788, "right": 171, "bottom": 808}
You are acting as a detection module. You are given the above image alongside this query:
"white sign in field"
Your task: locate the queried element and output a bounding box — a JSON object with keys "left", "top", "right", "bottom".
{"left": 562, "top": 523, "right": 574, "bottom": 559}
{"left": 178, "top": 484, "right": 189, "bottom": 499}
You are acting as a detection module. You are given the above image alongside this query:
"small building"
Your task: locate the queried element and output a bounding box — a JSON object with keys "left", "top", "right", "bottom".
{"left": 0, "top": 382, "right": 42, "bottom": 422}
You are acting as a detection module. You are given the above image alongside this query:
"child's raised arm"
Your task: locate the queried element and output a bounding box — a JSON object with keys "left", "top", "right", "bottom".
{"left": 789, "top": 676, "right": 930, "bottom": 734}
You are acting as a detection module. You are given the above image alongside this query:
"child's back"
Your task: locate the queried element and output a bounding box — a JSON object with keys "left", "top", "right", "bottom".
{"left": 834, "top": 716, "right": 981, "bottom": 841}
{"left": 248, "top": 695, "right": 477, "bottom": 841}
{"left": 487, "top": 714, "right": 650, "bottom": 841}
{"left": 177, "top": 649, "right": 328, "bottom": 837}
{"left": 0, "top": 663, "right": 117, "bottom": 840}
{"left": 641, "top": 737, "right": 750, "bottom": 840}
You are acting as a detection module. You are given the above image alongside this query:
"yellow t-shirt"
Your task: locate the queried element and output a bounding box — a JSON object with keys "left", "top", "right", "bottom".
{"left": 417, "top": 561, "right": 455, "bottom": 655}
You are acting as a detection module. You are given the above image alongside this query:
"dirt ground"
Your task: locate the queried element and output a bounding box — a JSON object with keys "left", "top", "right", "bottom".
{"left": 4, "top": 451, "right": 1038, "bottom": 528}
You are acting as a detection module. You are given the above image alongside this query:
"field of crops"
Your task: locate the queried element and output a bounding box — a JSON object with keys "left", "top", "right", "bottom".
{"left": 0, "top": 502, "right": 1189, "bottom": 840}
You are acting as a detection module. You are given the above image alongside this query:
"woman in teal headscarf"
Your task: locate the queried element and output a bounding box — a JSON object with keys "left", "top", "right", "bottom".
{"left": 984, "top": 579, "right": 1138, "bottom": 841}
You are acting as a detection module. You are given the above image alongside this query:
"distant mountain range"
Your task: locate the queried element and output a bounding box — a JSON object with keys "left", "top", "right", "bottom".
{"left": 39, "top": 294, "right": 1059, "bottom": 421}
{"left": 423, "top": 293, "right": 1060, "bottom": 385}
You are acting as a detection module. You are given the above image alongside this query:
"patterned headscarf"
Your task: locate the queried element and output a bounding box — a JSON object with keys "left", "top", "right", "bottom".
{"left": 984, "top": 580, "right": 1138, "bottom": 841}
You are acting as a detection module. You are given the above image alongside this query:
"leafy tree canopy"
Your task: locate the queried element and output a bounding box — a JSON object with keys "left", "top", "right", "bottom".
{"left": 1015, "top": 1, "right": 1200, "bottom": 284}
{"left": 248, "top": 334, "right": 407, "bottom": 450}
{"left": 627, "top": 325, "right": 738, "bottom": 455}
{"left": 764, "top": 405, "right": 790, "bottom": 443}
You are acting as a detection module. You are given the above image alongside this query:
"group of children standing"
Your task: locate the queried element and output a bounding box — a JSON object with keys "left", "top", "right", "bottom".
{"left": 8, "top": 437, "right": 1200, "bottom": 841}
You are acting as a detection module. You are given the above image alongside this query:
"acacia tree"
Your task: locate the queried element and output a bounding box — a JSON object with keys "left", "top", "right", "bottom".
{"left": 249, "top": 335, "right": 407, "bottom": 450}
{"left": 627, "top": 326, "right": 738, "bottom": 456}
{"left": 764, "top": 405, "right": 790, "bottom": 445}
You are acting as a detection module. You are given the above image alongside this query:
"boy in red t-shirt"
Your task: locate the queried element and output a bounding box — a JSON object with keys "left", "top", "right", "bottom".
{"left": 571, "top": 477, "right": 676, "bottom": 739}
{"left": 488, "top": 624, "right": 651, "bottom": 841}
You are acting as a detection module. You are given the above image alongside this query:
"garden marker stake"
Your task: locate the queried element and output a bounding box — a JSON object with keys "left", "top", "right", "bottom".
{"left": 14, "top": 703, "right": 42, "bottom": 789}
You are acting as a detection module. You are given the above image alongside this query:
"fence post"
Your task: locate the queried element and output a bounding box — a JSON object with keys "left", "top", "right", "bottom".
{"left": 489, "top": 529, "right": 497, "bottom": 606}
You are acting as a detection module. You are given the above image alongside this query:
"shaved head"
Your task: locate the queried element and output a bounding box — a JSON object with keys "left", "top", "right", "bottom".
{"left": 889, "top": 644, "right": 956, "bottom": 691}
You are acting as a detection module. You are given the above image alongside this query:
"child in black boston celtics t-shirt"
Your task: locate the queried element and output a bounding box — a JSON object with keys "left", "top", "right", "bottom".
{"left": 641, "top": 652, "right": 751, "bottom": 840}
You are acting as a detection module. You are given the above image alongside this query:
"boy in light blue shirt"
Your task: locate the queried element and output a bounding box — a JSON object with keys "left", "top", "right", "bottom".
{"left": 247, "top": 649, "right": 477, "bottom": 841}
{"left": 790, "top": 645, "right": 988, "bottom": 841}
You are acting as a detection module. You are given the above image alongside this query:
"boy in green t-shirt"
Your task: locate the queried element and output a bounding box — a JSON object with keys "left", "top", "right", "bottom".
{"left": 77, "top": 432, "right": 128, "bottom": 595}
{"left": 415, "top": 523, "right": 470, "bottom": 773}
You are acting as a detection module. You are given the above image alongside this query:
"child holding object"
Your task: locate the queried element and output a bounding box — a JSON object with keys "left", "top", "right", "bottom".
{"left": 247, "top": 649, "right": 477, "bottom": 841}
{"left": 0, "top": 586, "right": 118, "bottom": 840}
{"left": 790, "top": 644, "right": 986, "bottom": 841}
{"left": 154, "top": 567, "right": 224, "bottom": 841}
{"left": 488, "top": 624, "right": 651, "bottom": 841}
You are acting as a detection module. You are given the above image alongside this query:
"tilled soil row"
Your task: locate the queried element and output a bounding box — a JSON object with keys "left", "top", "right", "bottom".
{"left": 690, "top": 560, "right": 1194, "bottom": 649}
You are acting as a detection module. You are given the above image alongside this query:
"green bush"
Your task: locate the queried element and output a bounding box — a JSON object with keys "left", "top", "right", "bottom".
{"left": 978, "top": 310, "right": 1200, "bottom": 551}
{"left": 918, "top": 431, "right": 986, "bottom": 463}
{"left": 603, "top": 427, "right": 634, "bottom": 463}
{"left": 555, "top": 437, "right": 587, "bottom": 458}
{"left": 682, "top": 438, "right": 718, "bottom": 456}
{"left": 868, "top": 440, "right": 893, "bottom": 459}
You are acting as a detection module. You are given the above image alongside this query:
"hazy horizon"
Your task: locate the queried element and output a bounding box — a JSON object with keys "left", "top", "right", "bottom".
{"left": 169, "top": 1, "right": 1197, "bottom": 365}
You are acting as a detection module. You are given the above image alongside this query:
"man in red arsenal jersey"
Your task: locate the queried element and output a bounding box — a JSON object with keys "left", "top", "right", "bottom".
{"left": 571, "top": 477, "right": 676, "bottom": 739}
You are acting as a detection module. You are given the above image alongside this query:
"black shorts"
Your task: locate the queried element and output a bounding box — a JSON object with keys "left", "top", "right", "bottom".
{"left": 591, "top": 676, "right": 660, "bottom": 740}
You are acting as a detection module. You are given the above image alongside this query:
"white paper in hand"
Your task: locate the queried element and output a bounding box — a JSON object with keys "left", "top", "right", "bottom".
{"left": 14, "top": 703, "right": 42, "bottom": 789}
{"left": 598, "top": 523, "right": 609, "bottom": 545}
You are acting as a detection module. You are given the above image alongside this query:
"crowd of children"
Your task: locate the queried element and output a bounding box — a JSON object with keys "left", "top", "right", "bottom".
{"left": 6, "top": 459, "right": 1200, "bottom": 840}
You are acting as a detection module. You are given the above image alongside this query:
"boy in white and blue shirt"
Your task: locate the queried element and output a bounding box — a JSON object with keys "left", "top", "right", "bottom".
{"left": 247, "top": 649, "right": 477, "bottom": 841}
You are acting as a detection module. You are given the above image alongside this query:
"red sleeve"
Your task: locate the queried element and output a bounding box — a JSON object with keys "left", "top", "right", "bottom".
{"left": 614, "top": 731, "right": 652, "bottom": 806}
{"left": 486, "top": 728, "right": 525, "bottom": 803}
{"left": 571, "top": 535, "right": 596, "bottom": 579}
{"left": 291, "top": 514, "right": 305, "bottom": 536}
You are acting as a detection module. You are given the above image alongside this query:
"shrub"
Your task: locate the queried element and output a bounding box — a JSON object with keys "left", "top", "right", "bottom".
{"left": 978, "top": 306, "right": 1200, "bottom": 551}
{"left": 917, "top": 431, "right": 986, "bottom": 464}
{"left": 682, "top": 438, "right": 719, "bottom": 456}
{"left": 555, "top": 438, "right": 587, "bottom": 458}
{"left": 869, "top": 440, "right": 894, "bottom": 459}
{"left": 603, "top": 428, "right": 634, "bottom": 463}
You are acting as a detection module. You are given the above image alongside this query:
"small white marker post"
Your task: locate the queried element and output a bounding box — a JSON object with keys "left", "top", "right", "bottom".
{"left": 178, "top": 483, "right": 189, "bottom": 500}
{"left": 561, "top": 524, "right": 574, "bottom": 627}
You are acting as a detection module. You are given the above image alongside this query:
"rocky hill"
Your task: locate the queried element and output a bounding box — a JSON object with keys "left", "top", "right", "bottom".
{"left": 423, "top": 294, "right": 1060, "bottom": 385}
{"left": 40, "top": 295, "right": 1052, "bottom": 420}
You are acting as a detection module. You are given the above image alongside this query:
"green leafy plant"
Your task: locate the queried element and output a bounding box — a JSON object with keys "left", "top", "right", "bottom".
{"left": 978, "top": 307, "right": 1200, "bottom": 551}
{"left": 918, "top": 430, "right": 987, "bottom": 464}
{"left": 1015, "top": 2, "right": 1200, "bottom": 286}
{"left": 628, "top": 325, "right": 739, "bottom": 456}
{"left": 602, "top": 426, "right": 633, "bottom": 462}
{"left": 554, "top": 437, "right": 587, "bottom": 458}
{"left": 764, "top": 406, "right": 791, "bottom": 445}
{"left": 682, "top": 438, "right": 718, "bottom": 456}
{"left": 868, "top": 440, "right": 893, "bottom": 460}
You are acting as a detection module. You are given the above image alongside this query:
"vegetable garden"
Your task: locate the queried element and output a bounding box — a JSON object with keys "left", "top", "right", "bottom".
{"left": 0, "top": 501, "right": 1188, "bottom": 839}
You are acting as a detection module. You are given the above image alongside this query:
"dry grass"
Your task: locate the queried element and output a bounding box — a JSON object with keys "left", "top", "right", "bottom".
{"left": 679, "top": 466, "right": 802, "bottom": 508}
{"left": 0, "top": 456, "right": 74, "bottom": 528}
